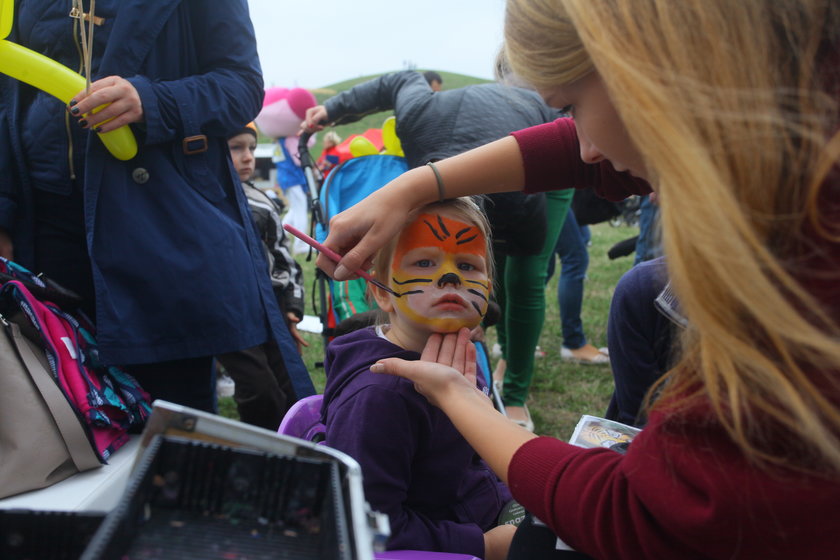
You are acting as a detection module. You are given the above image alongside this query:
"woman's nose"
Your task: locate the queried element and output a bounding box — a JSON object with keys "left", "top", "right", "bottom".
{"left": 578, "top": 131, "right": 605, "bottom": 164}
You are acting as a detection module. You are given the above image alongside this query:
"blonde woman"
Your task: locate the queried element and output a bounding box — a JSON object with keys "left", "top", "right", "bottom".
{"left": 318, "top": 0, "right": 840, "bottom": 557}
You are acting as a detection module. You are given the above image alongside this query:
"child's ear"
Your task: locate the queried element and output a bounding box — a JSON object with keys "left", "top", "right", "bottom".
{"left": 370, "top": 284, "right": 395, "bottom": 313}
{"left": 369, "top": 275, "right": 395, "bottom": 312}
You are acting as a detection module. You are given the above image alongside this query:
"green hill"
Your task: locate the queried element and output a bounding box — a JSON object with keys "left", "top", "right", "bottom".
{"left": 270, "top": 69, "right": 491, "bottom": 162}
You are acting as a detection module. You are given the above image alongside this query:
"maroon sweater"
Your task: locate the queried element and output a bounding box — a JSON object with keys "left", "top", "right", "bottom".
{"left": 507, "top": 119, "right": 840, "bottom": 559}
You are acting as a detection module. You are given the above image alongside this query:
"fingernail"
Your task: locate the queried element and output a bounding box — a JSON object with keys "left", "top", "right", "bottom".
{"left": 370, "top": 361, "right": 384, "bottom": 373}
{"left": 335, "top": 264, "right": 349, "bottom": 279}
{"left": 68, "top": 99, "right": 77, "bottom": 107}
{"left": 70, "top": 107, "right": 80, "bottom": 115}
{"left": 79, "top": 119, "right": 88, "bottom": 128}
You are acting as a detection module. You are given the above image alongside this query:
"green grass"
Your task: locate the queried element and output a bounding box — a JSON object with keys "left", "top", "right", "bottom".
{"left": 260, "top": 222, "right": 638, "bottom": 441}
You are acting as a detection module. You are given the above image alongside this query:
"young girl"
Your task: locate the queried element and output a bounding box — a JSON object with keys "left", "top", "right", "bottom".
{"left": 318, "top": 0, "right": 840, "bottom": 558}
{"left": 320, "top": 197, "right": 517, "bottom": 559}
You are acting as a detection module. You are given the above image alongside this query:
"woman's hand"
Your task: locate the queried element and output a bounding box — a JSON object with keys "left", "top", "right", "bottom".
{"left": 302, "top": 105, "right": 329, "bottom": 133}
{"left": 317, "top": 168, "right": 430, "bottom": 279}
{"left": 68, "top": 76, "right": 143, "bottom": 134}
{"left": 371, "top": 328, "right": 487, "bottom": 409}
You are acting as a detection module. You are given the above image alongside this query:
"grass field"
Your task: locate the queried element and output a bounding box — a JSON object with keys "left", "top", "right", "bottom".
{"left": 219, "top": 220, "right": 639, "bottom": 440}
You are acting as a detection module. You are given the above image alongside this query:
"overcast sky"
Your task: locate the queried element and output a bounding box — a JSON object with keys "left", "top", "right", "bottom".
{"left": 247, "top": 0, "right": 507, "bottom": 89}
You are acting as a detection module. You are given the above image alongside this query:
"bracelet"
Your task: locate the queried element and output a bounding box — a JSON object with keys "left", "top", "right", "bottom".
{"left": 426, "top": 161, "right": 446, "bottom": 202}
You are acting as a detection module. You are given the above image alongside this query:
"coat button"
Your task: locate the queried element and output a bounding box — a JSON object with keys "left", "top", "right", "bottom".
{"left": 132, "top": 168, "right": 149, "bottom": 184}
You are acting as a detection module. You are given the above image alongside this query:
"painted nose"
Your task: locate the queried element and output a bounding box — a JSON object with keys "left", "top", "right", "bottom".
{"left": 437, "top": 272, "right": 461, "bottom": 288}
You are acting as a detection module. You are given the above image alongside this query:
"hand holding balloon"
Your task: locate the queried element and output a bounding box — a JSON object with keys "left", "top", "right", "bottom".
{"left": 0, "top": 38, "right": 138, "bottom": 160}
{"left": 69, "top": 76, "right": 144, "bottom": 134}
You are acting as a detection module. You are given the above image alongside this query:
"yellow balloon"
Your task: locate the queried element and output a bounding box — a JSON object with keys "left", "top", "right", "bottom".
{"left": 0, "top": 0, "right": 12, "bottom": 40}
{"left": 349, "top": 136, "right": 379, "bottom": 158}
{"left": 0, "top": 39, "right": 138, "bottom": 161}
{"left": 381, "top": 116, "right": 404, "bottom": 157}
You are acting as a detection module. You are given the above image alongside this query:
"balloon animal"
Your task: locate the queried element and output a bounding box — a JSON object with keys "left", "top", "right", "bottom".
{"left": 0, "top": 0, "right": 137, "bottom": 160}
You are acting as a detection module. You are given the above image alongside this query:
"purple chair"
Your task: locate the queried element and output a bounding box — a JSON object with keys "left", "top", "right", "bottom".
{"left": 278, "top": 395, "right": 480, "bottom": 560}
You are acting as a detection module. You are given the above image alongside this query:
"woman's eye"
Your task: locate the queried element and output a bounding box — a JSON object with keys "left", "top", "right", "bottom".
{"left": 559, "top": 105, "right": 574, "bottom": 116}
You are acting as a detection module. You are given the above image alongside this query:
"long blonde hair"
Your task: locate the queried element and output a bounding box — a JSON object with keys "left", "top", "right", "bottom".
{"left": 506, "top": 0, "right": 840, "bottom": 474}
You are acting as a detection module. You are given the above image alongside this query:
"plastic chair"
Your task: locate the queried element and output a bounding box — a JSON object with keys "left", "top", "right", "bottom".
{"left": 278, "top": 396, "right": 480, "bottom": 560}
{"left": 277, "top": 394, "right": 326, "bottom": 442}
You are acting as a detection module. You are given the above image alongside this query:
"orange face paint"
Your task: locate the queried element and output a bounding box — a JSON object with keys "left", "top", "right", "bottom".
{"left": 388, "top": 212, "right": 490, "bottom": 332}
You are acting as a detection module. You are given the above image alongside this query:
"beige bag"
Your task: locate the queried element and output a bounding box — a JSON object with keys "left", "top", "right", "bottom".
{"left": 0, "top": 319, "right": 101, "bottom": 499}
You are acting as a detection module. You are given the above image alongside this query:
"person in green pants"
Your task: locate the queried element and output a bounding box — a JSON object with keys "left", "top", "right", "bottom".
{"left": 493, "top": 189, "right": 573, "bottom": 430}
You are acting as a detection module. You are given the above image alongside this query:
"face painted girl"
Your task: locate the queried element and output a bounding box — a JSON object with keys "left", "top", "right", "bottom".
{"left": 386, "top": 211, "right": 491, "bottom": 333}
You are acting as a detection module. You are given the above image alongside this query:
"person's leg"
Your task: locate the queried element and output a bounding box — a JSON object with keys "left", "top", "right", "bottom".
{"left": 605, "top": 256, "right": 674, "bottom": 426}
{"left": 502, "top": 190, "right": 572, "bottom": 418}
{"left": 282, "top": 184, "right": 310, "bottom": 254}
{"left": 32, "top": 187, "right": 96, "bottom": 319}
{"left": 507, "top": 513, "right": 594, "bottom": 560}
{"left": 634, "top": 195, "right": 661, "bottom": 266}
{"left": 216, "top": 340, "right": 293, "bottom": 430}
{"left": 556, "top": 211, "right": 607, "bottom": 363}
{"left": 126, "top": 357, "right": 216, "bottom": 413}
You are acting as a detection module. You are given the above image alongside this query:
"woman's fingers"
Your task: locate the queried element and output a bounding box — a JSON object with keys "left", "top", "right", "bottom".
{"left": 69, "top": 76, "right": 143, "bottom": 132}
{"left": 420, "top": 333, "right": 444, "bottom": 362}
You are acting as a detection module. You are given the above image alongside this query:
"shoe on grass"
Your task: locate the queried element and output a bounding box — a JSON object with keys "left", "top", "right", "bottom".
{"left": 560, "top": 344, "right": 610, "bottom": 365}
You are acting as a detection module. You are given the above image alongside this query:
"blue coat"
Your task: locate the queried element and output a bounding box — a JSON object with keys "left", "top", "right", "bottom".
{"left": 0, "top": 0, "right": 314, "bottom": 398}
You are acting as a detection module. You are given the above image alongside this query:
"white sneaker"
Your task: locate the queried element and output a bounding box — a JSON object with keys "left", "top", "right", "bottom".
{"left": 216, "top": 374, "right": 235, "bottom": 398}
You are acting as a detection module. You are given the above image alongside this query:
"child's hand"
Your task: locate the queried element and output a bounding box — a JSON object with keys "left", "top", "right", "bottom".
{"left": 484, "top": 524, "right": 517, "bottom": 560}
{"left": 286, "top": 312, "right": 309, "bottom": 354}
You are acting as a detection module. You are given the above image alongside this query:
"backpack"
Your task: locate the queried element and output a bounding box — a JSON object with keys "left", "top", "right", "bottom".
{"left": 0, "top": 259, "right": 151, "bottom": 461}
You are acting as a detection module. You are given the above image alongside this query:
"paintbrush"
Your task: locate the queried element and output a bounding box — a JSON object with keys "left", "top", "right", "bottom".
{"left": 283, "top": 224, "right": 401, "bottom": 297}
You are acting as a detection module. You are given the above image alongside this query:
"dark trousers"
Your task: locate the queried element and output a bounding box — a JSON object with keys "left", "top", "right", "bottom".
{"left": 126, "top": 357, "right": 216, "bottom": 413}
{"left": 507, "top": 513, "right": 594, "bottom": 560}
{"left": 605, "top": 257, "right": 674, "bottom": 427}
{"left": 216, "top": 339, "right": 293, "bottom": 430}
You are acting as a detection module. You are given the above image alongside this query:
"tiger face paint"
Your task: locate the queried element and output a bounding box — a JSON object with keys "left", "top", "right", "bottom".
{"left": 389, "top": 212, "right": 490, "bottom": 333}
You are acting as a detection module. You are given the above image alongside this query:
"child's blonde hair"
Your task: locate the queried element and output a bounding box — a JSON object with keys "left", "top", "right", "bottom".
{"left": 505, "top": 0, "right": 840, "bottom": 474}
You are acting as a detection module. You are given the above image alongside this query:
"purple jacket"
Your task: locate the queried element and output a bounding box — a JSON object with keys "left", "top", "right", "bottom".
{"left": 322, "top": 327, "right": 511, "bottom": 557}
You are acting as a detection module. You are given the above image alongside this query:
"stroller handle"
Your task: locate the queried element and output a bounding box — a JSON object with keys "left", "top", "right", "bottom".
{"left": 297, "top": 130, "right": 327, "bottom": 228}
{"left": 298, "top": 131, "right": 316, "bottom": 169}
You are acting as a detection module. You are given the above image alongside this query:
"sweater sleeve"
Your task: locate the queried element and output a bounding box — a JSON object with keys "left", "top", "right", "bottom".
{"left": 324, "top": 71, "right": 430, "bottom": 127}
{"left": 510, "top": 118, "right": 652, "bottom": 200}
{"left": 326, "top": 383, "right": 486, "bottom": 557}
{"left": 507, "top": 410, "right": 840, "bottom": 560}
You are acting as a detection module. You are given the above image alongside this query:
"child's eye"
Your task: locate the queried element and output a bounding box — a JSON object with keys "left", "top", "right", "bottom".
{"left": 414, "top": 259, "right": 433, "bottom": 268}
{"left": 457, "top": 262, "right": 475, "bottom": 272}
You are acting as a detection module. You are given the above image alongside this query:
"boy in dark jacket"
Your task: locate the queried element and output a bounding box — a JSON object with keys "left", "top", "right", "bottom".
{"left": 216, "top": 123, "right": 307, "bottom": 429}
